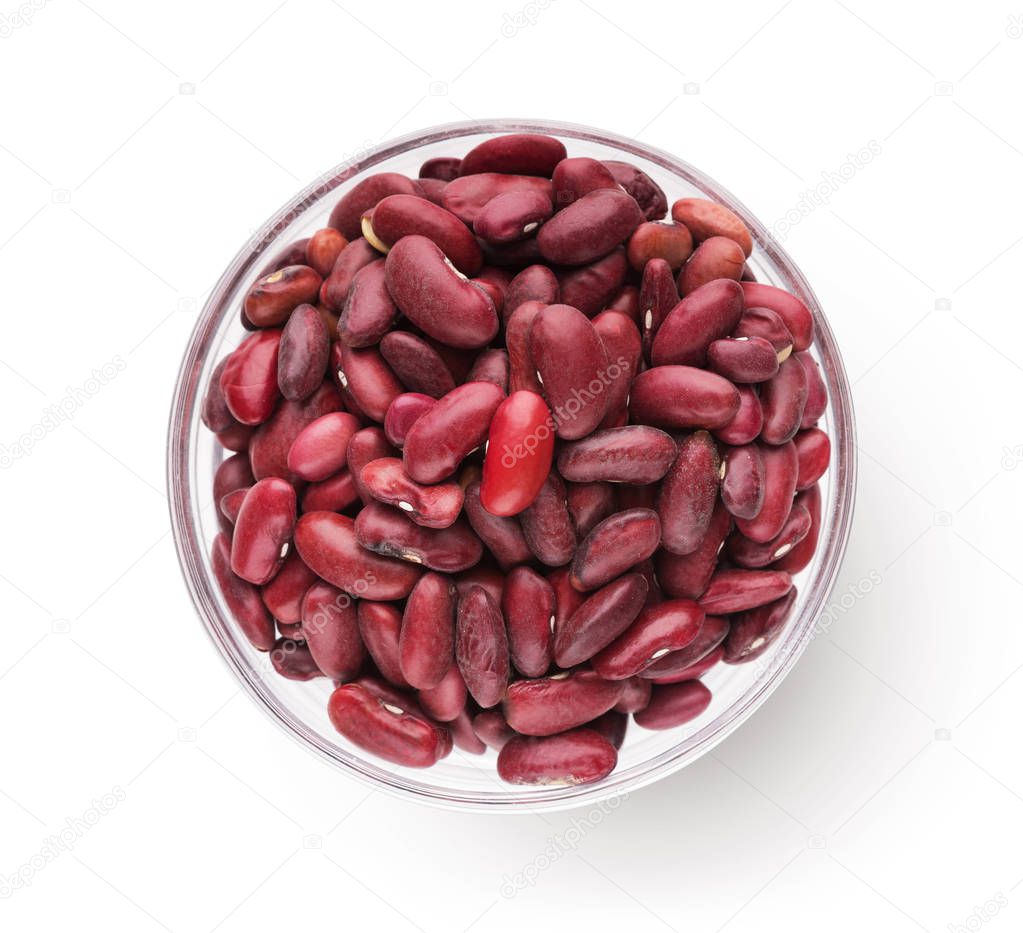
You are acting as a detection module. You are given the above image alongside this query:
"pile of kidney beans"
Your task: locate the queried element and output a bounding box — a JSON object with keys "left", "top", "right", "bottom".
{"left": 202, "top": 132, "right": 830, "bottom": 787}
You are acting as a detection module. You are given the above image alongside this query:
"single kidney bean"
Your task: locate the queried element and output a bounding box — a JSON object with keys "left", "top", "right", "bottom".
{"left": 634, "top": 680, "right": 712, "bottom": 730}
{"left": 593, "top": 599, "right": 705, "bottom": 680}
{"left": 219, "top": 487, "right": 248, "bottom": 526}
{"left": 627, "top": 221, "right": 693, "bottom": 271}
{"left": 333, "top": 342, "right": 403, "bottom": 424}
{"left": 442, "top": 173, "right": 552, "bottom": 225}
{"left": 385, "top": 235, "right": 499, "bottom": 349}
{"left": 735, "top": 306, "right": 794, "bottom": 358}
{"left": 555, "top": 573, "right": 649, "bottom": 668}
{"left": 277, "top": 304, "right": 329, "bottom": 401}
{"left": 570, "top": 508, "right": 662, "bottom": 592}
{"left": 537, "top": 188, "right": 643, "bottom": 266}
{"left": 230, "top": 478, "right": 297, "bottom": 585}
{"left": 640, "top": 614, "right": 730, "bottom": 679}
{"left": 203, "top": 358, "right": 235, "bottom": 433}
{"left": 328, "top": 682, "right": 450, "bottom": 768}
{"left": 498, "top": 728, "right": 617, "bottom": 785}
{"left": 736, "top": 441, "right": 798, "bottom": 543}
{"left": 740, "top": 282, "right": 814, "bottom": 351}
{"left": 466, "top": 348, "right": 510, "bottom": 391}
{"left": 261, "top": 550, "right": 318, "bottom": 624}
{"left": 504, "top": 670, "right": 625, "bottom": 736}
{"left": 328, "top": 172, "right": 422, "bottom": 240}
{"left": 403, "top": 381, "right": 504, "bottom": 484}
{"left": 320, "top": 238, "right": 379, "bottom": 312}
{"left": 773, "top": 484, "right": 820, "bottom": 574}
{"left": 418, "top": 663, "right": 468, "bottom": 721}
{"left": 306, "top": 228, "right": 348, "bottom": 278}
{"left": 294, "top": 511, "right": 421, "bottom": 599}
{"left": 593, "top": 310, "right": 642, "bottom": 427}
{"left": 630, "top": 366, "right": 740, "bottom": 431}
{"left": 463, "top": 480, "right": 533, "bottom": 570}
{"left": 474, "top": 188, "right": 553, "bottom": 244}
{"left": 211, "top": 533, "right": 275, "bottom": 651}
{"left": 379, "top": 331, "right": 457, "bottom": 398}
{"left": 566, "top": 482, "right": 616, "bottom": 538}
{"left": 347, "top": 426, "right": 398, "bottom": 504}
{"left": 678, "top": 236, "right": 746, "bottom": 295}
{"left": 698, "top": 569, "right": 793, "bottom": 614}
{"left": 714, "top": 384, "right": 763, "bottom": 445}
{"left": 270, "top": 638, "right": 323, "bottom": 681}
{"left": 708, "top": 336, "right": 779, "bottom": 384}
{"left": 370, "top": 194, "right": 484, "bottom": 276}
{"left": 557, "top": 425, "right": 677, "bottom": 485}
{"left": 794, "top": 427, "right": 830, "bottom": 490}
{"left": 505, "top": 265, "right": 559, "bottom": 321}
{"left": 220, "top": 330, "right": 282, "bottom": 426}
{"left": 658, "top": 431, "right": 720, "bottom": 556}
{"left": 301, "top": 582, "right": 365, "bottom": 680}
{"left": 721, "top": 443, "right": 766, "bottom": 520}
{"left": 337, "top": 259, "right": 398, "bottom": 347}
{"left": 455, "top": 585, "right": 510, "bottom": 708}
{"left": 614, "top": 677, "right": 653, "bottom": 714}
{"left": 639, "top": 257, "right": 681, "bottom": 358}
{"left": 301, "top": 470, "right": 359, "bottom": 513}
{"left": 655, "top": 499, "right": 731, "bottom": 600}
{"left": 286, "top": 411, "right": 360, "bottom": 482}
{"left": 357, "top": 600, "right": 408, "bottom": 687}
{"left": 355, "top": 502, "right": 483, "bottom": 572}
{"left": 603, "top": 160, "right": 667, "bottom": 220}
{"left": 649, "top": 644, "right": 725, "bottom": 684}
{"left": 399, "top": 572, "right": 456, "bottom": 689}
{"left": 360, "top": 457, "right": 463, "bottom": 528}
{"left": 671, "top": 197, "right": 753, "bottom": 257}
{"left": 551, "top": 156, "right": 618, "bottom": 206}
{"left": 243, "top": 265, "right": 323, "bottom": 327}
{"left": 729, "top": 504, "right": 810, "bottom": 568}
{"left": 420, "top": 157, "right": 461, "bottom": 181}
{"left": 651, "top": 278, "right": 744, "bottom": 367}
{"left": 505, "top": 300, "right": 545, "bottom": 394}
{"left": 481, "top": 390, "right": 554, "bottom": 516}
{"left": 724, "top": 589, "right": 797, "bottom": 664}
{"left": 502, "top": 566, "right": 555, "bottom": 678}
{"left": 760, "top": 355, "right": 808, "bottom": 445}
{"left": 798, "top": 351, "right": 828, "bottom": 427}
{"left": 383, "top": 393, "right": 437, "bottom": 448}
{"left": 529, "top": 303, "right": 611, "bottom": 439}
{"left": 557, "top": 247, "right": 628, "bottom": 316}
{"left": 520, "top": 471, "right": 577, "bottom": 566}
{"left": 473, "top": 709, "right": 514, "bottom": 750}
{"left": 459, "top": 133, "right": 566, "bottom": 177}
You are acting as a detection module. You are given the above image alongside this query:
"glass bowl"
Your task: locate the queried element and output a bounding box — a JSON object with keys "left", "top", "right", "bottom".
{"left": 168, "top": 119, "right": 856, "bottom": 812}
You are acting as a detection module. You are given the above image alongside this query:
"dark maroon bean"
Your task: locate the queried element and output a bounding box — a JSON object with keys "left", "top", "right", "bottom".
{"left": 547, "top": 566, "right": 584, "bottom": 628}
{"left": 729, "top": 505, "right": 811, "bottom": 568}
{"left": 735, "top": 441, "right": 797, "bottom": 543}
{"left": 213, "top": 452, "right": 255, "bottom": 507}
{"left": 338, "top": 259, "right": 399, "bottom": 347}
{"left": 592, "top": 310, "right": 642, "bottom": 427}
{"left": 498, "top": 728, "right": 617, "bottom": 785}
{"left": 301, "top": 470, "right": 359, "bottom": 513}
{"left": 707, "top": 336, "right": 779, "bottom": 383}
{"left": 566, "top": 481, "right": 616, "bottom": 539}
{"left": 379, "top": 331, "right": 457, "bottom": 399}
{"left": 301, "top": 582, "right": 365, "bottom": 680}
{"left": 773, "top": 484, "right": 821, "bottom": 574}
{"left": 721, "top": 443, "right": 766, "bottom": 520}
{"left": 651, "top": 278, "right": 744, "bottom": 368}
{"left": 369, "top": 194, "right": 483, "bottom": 275}
{"left": 502, "top": 566, "right": 555, "bottom": 678}
{"left": 461, "top": 481, "right": 533, "bottom": 570}
{"left": 258, "top": 238, "right": 309, "bottom": 278}
{"left": 551, "top": 157, "right": 618, "bottom": 207}
{"left": 798, "top": 351, "right": 828, "bottom": 427}
{"left": 519, "top": 472, "right": 576, "bottom": 567}
{"left": 357, "top": 600, "right": 408, "bottom": 687}
{"left": 454, "top": 562, "right": 506, "bottom": 606}
{"left": 556, "top": 247, "right": 628, "bottom": 316}
{"left": 555, "top": 573, "right": 649, "bottom": 667}
{"left": 639, "top": 258, "right": 681, "bottom": 360}
{"left": 655, "top": 500, "right": 731, "bottom": 600}
{"left": 328, "top": 172, "right": 422, "bottom": 240}
{"left": 320, "top": 238, "right": 379, "bottom": 312}
{"left": 648, "top": 644, "right": 725, "bottom": 683}
{"left": 559, "top": 426, "right": 677, "bottom": 484}
{"left": 592, "top": 599, "right": 704, "bottom": 680}
{"left": 383, "top": 393, "right": 437, "bottom": 448}
{"left": 724, "top": 589, "right": 797, "bottom": 663}
{"left": 504, "top": 265, "right": 559, "bottom": 321}
{"left": 459, "top": 133, "right": 566, "bottom": 177}
{"left": 230, "top": 478, "right": 297, "bottom": 585}
{"left": 277, "top": 304, "right": 330, "bottom": 401}
{"left": 270, "top": 638, "right": 323, "bottom": 681}
{"left": 698, "top": 569, "right": 793, "bottom": 614}
{"left": 603, "top": 160, "right": 668, "bottom": 220}
{"left": 211, "top": 533, "right": 275, "bottom": 651}
{"left": 465, "top": 348, "right": 509, "bottom": 391}
{"left": 355, "top": 502, "right": 483, "bottom": 572}
{"left": 760, "top": 355, "right": 808, "bottom": 445}
{"left": 605, "top": 285, "right": 639, "bottom": 322}
{"left": 634, "top": 680, "right": 712, "bottom": 730}
{"left": 243, "top": 266, "right": 322, "bottom": 327}
{"left": 589, "top": 710, "right": 628, "bottom": 749}
{"left": 504, "top": 670, "right": 625, "bottom": 736}
{"left": 455, "top": 585, "right": 509, "bottom": 708}
{"left": 658, "top": 432, "right": 720, "bottom": 556}
{"left": 630, "top": 366, "right": 740, "bottom": 431}
{"left": 420, "top": 157, "right": 461, "bottom": 181}
{"left": 639, "top": 614, "right": 730, "bottom": 678}
{"left": 474, "top": 188, "right": 553, "bottom": 244}
{"left": 571, "top": 508, "right": 661, "bottom": 592}
{"left": 537, "top": 188, "right": 643, "bottom": 266}
{"left": 202, "top": 358, "right": 235, "bottom": 433}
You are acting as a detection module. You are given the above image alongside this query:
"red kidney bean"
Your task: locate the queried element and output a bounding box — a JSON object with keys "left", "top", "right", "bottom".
{"left": 277, "top": 304, "right": 329, "bottom": 402}
{"left": 418, "top": 663, "right": 467, "bottom": 722}
{"left": 369, "top": 194, "right": 483, "bottom": 276}
{"left": 502, "top": 566, "right": 555, "bottom": 678}
{"left": 651, "top": 278, "right": 744, "bottom": 367}
{"left": 555, "top": 572, "right": 649, "bottom": 667}
{"left": 721, "top": 443, "right": 765, "bottom": 520}
{"left": 505, "top": 670, "right": 625, "bottom": 736}
{"left": 473, "top": 709, "right": 514, "bottom": 750}
{"left": 357, "top": 600, "right": 408, "bottom": 687}
{"left": 551, "top": 157, "right": 619, "bottom": 206}
{"left": 403, "top": 381, "right": 504, "bottom": 484}
{"left": 379, "top": 331, "right": 457, "bottom": 399}
{"left": 505, "top": 265, "right": 559, "bottom": 320}
{"left": 466, "top": 348, "right": 510, "bottom": 391}
{"left": 558, "top": 425, "right": 677, "bottom": 485}
{"left": 347, "top": 426, "right": 398, "bottom": 504}
{"left": 655, "top": 499, "right": 731, "bottom": 600}
{"left": 301, "top": 469, "right": 359, "bottom": 513}
{"left": 480, "top": 390, "right": 554, "bottom": 516}
{"left": 300, "top": 582, "right": 365, "bottom": 680}
{"left": 735, "top": 306, "right": 794, "bottom": 358}
{"left": 442, "top": 173, "right": 552, "bottom": 225}
{"left": 604, "top": 160, "right": 667, "bottom": 220}
{"left": 736, "top": 441, "right": 797, "bottom": 543}
{"left": 498, "top": 728, "right": 617, "bottom": 785}
{"left": 634, "top": 680, "right": 712, "bottom": 730}
{"left": 220, "top": 330, "right": 282, "bottom": 425}
{"left": 211, "top": 533, "right": 275, "bottom": 651}
{"left": 529, "top": 303, "right": 611, "bottom": 439}
{"left": 230, "top": 478, "right": 297, "bottom": 585}
{"left": 286, "top": 411, "right": 359, "bottom": 482}
{"left": 566, "top": 481, "right": 616, "bottom": 538}
{"left": 420, "top": 157, "right": 461, "bottom": 181}
{"left": 794, "top": 428, "right": 830, "bottom": 491}
{"left": 294, "top": 510, "right": 421, "bottom": 599}
{"left": 537, "top": 188, "right": 643, "bottom": 266}
{"left": 699, "top": 569, "right": 793, "bottom": 614}
{"left": 773, "top": 484, "right": 821, "bottom": 574}
{"left": 729, "top": 504, "right": 810, "bottom": 568}
{"left": 557, "top": 247, "right": 628, "bottom": 316}
{"left": 462, "top": 480, "right": 533, "bottom": 570}
{"left": 250, "top": 381, "right": 342, "bottom": 481}
{"left": 219, "top": 486, "right": 248, "bottom": 526}
{"left": 724, "top": 589, "right": 797, "bottom": 663}
{"left": 355, "top": 501, "right": 483, "bottom": 572}
{"left": 337, "top": 259, "right": 398, "bottom": 347}
{"left": 678, "top": 236, "right": 746, "bottom": 295}
{"left": 332, "top": 342, "right": 401, "bottom": 423}
{"left": 708, "top": 336, "right": 779, "bottom": 383}
{"left": 306, "top": 228, "right": 348, "bottom": 278}
{"left": 627, "top": 221, "right": 693, "bottom": 271}
{"left": 244, "top": 265, "right": 323, "bottom": 327}
{"left": 505, "top": 300, "right": 544, "bottom": 394}
{"left": 361, "top": 457, "right": 462, "bottom": 528}
{"left": 482, "top": 236, "right": 546, "bottom": 269}
{"left": 520, "top": 471, "right": 576, "bottom": 566}
{"left": 455, "top": 585, "right": 509, "bottom": 708}
{"left": 270, "top": 638, "right": 323, "bottom": 681}
{"left": 474, "top": 188, "right": 553, "bottom": 244}
{"left": 328, "top": 172, "right": 422, "bottom": 240}
{"left": 657, "top": 431, "right": 720, "bottom": 556}
{"left": 760, "top": 355, "right": 808, "bottom": 445}
{"left": 593, "top": 599, "right": 704, "bottom": 680}
{"left": 614, "top": 677, "right": 652, "bottom": 713}
{"left": 571, "top": 507, "right": 662, "bottom": 592}
{"left": 261, "top": 550, "right": 318, "bottom": 623}
{"left": 399, "top": 572, "right": 456, "bottom": 689}
{"left": 320, "top": 238, "right": 379, "bottom": 312}
{"left": 740, "top": 282, "right": 814, "bottom": 351}
{"left": 460, "top": 133, "right": 566, "bottom": 177}
{"left": 798, "top": 351, "right": 827, "bottom": 427}
{"left": 383, "top": 393, "right": 437, "bottom": 448}
{"left": 649, "top": 644, "right": 725, "bottom": 684}
{"left": 671, "top": 197, "right": 752, "bottom": 257}
{"left": 640, "top": 614, "right": 730, "bottom": 679}
{"left": 203, "top": 358, "right": 235, "bottom": 433}
{"left": 328, "top": 681, "right": 450, "bottom": 767}
{"left": 385, "top": 235, "right": 499, "bottom": 349}
{"left": 639, "top": 257, "right": 681, "bottom": 357}
{"left": 592, "top": 310, "right": 642, "bottom": 427}
{"left": 714, "top": 385, "right": 763, "bottom": 446}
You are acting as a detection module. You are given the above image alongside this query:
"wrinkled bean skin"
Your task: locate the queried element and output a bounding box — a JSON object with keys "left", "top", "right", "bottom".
{"left": 658, "top": 431, "right": 720, "bottom": 556}
{"left": 384, "top": 393, "right": 437, "bottom": 449}
{"left": 361, "top": 457, "right": 463, "bottom": 528}
{"left": 403, "top": 381, "right": 505, "bottom": 484}
{"left": 593, "top": 311, "right": 642, "bottom": 427}
{"left": 333, "top": 342, "right": 403, "bottom": 423}
{"left": 735, "top": 441, "right": 798, "bottom": 543}
{"left": 442, "top": 173, "right": 553, "bottom": 226}
{"left": 651, "top": 278, "right": 745, "bottom": 368}
{"left": 640, "top": 614, "right": 730, "bottom": 678}
{"left": 338, "top": 259, "right": 399, "bottom": 347}
{"left": 463, "top": 481, "right": 533, "bottom": 570}
{"left": 557, "top": 248, "right": 628, "bottom": 316}
{"left": 604, "top": 160, "right": 667, "bottom": 220}
{"left": 211, "top": 533, "right": 275, "bottom": 651}
{"left": 231, "top": 478, "right": 297, "bottom": 585}
{"left": 529, "top": 303, "right": 610, "bottom": 439}
{"left": 221, "top": 330, "right": 282, "bottom": 425}
{"left": 708, "top": 336, "right": 779, "bottom": 384}
{"left": 630, "top": 365, "right": 740, "bottom": 432}
{"left": 347, "top": 427, "right": 398, "bottom": 504}
{"left": 329, "top": 172, "right": 423, "bottom": 240}
{"left": 474, "top": 189, "right": 553, "bottom": 244}
{"left": 465, "top": 348, "right": 510, "bottom": 391}
{"left": 714, "top": 384, "right": 763, "bottom": 446}
{"left": 287, "top": 411, "right": 360, "bottom": 482}
{"left": 420, "top": 157, "right": 461, "bottom": 181}
{"left": 502, "top": 566, "right": 555, "bottom": 678}
{"left": 505, "top": 300, "right": 545, "bottom": 394}
{"left": 300, "top": 582, "right": 365, "bottom": 680}
{"left": 294, "top": 511, "right": 421, "bottom": 599}
{"left": 379, "top": 331, "right": 457, "bottom": 398}
{"left": 698, "top": 569, "right": 793, "bottom": 615}
{"left": 473, "top": 709, "right": 514, "bottom": 750}
{"left": 301, "top": 470, "right": 359, "bottom": 513}
{"left": 735, "top": 306, "right": 794, "bottom": 357}
{"left": 639, "top": 257, "right": 681, "bottom": 358}
{"left": 773, "top": 484, "right": 821, "bottom": 574}
{"left": 355, "top": 501, "right": 483, "bottom": 572}
{"left": 566, "top": 482, "right": 616, "bottom": 539}
{"left": 551, "top": 157, "right": 618, "bottom": 206}
{"left": 504, "top": 671, "right": 625, "bottom": 736}
{"left": 627, "top": 221, "right": 693, "bottom": 272}
{"left": 760, "top": 355, "right": 808, "bottom": 445}
{"left": 385, "top": 235, "right": 499, "bottom": 349}
{"left": 570, "top": 508, "right": 662, "bottom": 592}
{"left": 400, "top": 572, "right": 457, "bottom": 689}
{"left": 261, "top": 550, "right": 318, "bottom": 623}
{"left": 614, "top": 677, "right": 653, "bottom": 714}
{"left": 558, "top": 426, "right": 677, "bottom": 485}
{"left": 520, "top": 472, "right": 577, "bottom": 567}
{"left": 456, "top": 585, "right": 510, "bottom": 708}
{"left": 505, "top": 265, "right": 559, "bottom": 321}
{"left": 655, "top": 500, "right": 732, "bottom": 600}
{"left": 649, "top": 644, "right": 725, "bottom": 684}
{"left": 243, "top": 265, "right": 323, "bottom": 327}
{"left": 459, "top": 134, "right": 566, "bottom": 177}
{"left": 724, "top": 589, "right": 797, "bottom": 664}
{"left": 740, "top": 282, "right": 814, "bottom": 351}
{"left": 498, "top": 728, "right": 617, "bottom": 786}
{"left": 369, "top": 194, "right": 483, "bottom": 275}
{"left": 798, "top": 351, "right": 828, "bottom": 427}
{"left": 328, "top": 682, "right": 450, "bottom": 768}
{"left": 794, "top": 428, "right": 830, "bottom": 490}
{"left": 270, "top": 638, "right": 323, "bottom": 681}
{"left": 593, "top": 599, "right": 705, "bottom": 680}
{"left": 480, "top": 390, "right": 554, "bottom": 516}
{"left": 320, "top": 238, "right": 379, "bottom": 312}
{"left": 678, "top": 236, "right": 746, "bottom": 295}
{"left": 671, "top": 197, "right": 753, "bottom": 257}
{"left": 419, "top": 663, "right": 468, "bottom": 721}
{"left": 537, "top": 188, "right": 643, "bottom": 266}
{"left": 729, "top": 504, "right": 810, "bottom": 568}
{"left": 721, "top": 444, "right": 766, "bottom": 520}
{"left": 278, "top": 304, "right": 330, "bottom": 401}
{"left": 555, "top": 573, "right": 649, "bottom": 667}
{"left": 634, "top": 680, "right": 713, "bottom": 730}
{"left": 306, "top": 228, "right": 348, "bottom": 278}
{"left": 357, "top": 601, "right": 408, "bottom": 687}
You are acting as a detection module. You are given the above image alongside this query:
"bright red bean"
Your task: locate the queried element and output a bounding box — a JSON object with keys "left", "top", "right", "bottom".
{"left": 480, "top": 390, "right": 554, "bottom": 516}
{"left": 220, "top": 330, "right": 282, "bottom": 425}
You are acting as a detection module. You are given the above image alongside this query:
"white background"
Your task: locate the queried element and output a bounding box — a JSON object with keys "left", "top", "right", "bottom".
{"left": 2, "top": 1, "right": 1022, "bottom": 930}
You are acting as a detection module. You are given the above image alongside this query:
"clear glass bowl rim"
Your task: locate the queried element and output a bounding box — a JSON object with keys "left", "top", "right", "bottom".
{"left": 167, "top": 117, "right": 857, "bottom": 813}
